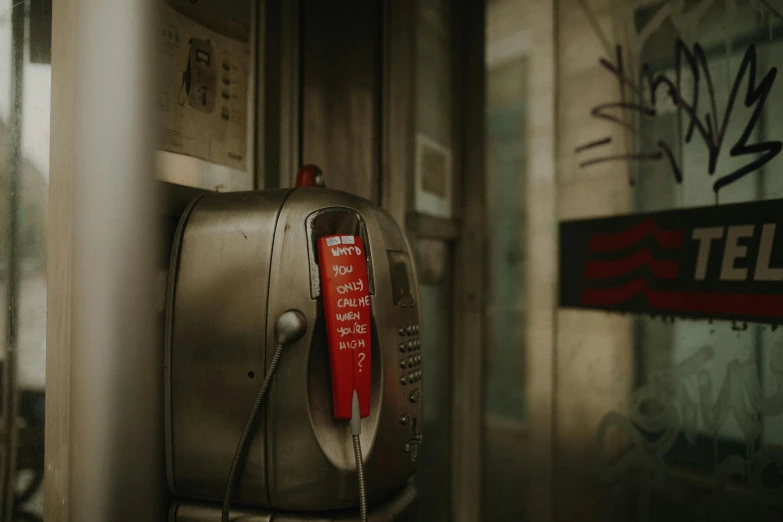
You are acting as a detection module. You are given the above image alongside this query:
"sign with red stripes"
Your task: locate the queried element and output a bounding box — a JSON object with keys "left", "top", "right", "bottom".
{"left": 559, "top": 199, "right": 783, "bottom": 322}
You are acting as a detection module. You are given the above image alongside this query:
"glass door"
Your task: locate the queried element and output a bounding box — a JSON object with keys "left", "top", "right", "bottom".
{"left": 0, "top": 0, "right": 51, "bottom": 519}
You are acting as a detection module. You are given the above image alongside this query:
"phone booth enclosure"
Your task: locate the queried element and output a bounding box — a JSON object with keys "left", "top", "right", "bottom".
{"left": 165, "top": 188, "right": 424, "bottom": 511}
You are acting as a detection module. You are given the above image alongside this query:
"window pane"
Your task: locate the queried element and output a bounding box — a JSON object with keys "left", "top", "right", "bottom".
{"left": 0, "top": 0, "right": 50, "bottom": 516}
{"left": 554, "top": 0, "right": 783, "bottom": 520}
{"left": 482, "top": 37, "right": 528, "bottom": 522}
{"left": 412, "top": 242, "right": 453, "bottom": 522}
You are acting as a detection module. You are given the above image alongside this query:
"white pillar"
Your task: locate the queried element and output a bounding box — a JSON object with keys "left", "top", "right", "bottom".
{"left": 47, "top": 0, "right": 164, "bottom": 520}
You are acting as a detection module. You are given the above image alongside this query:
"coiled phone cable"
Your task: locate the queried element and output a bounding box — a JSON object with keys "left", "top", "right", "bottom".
{"left": 350, "top": 391, "right": 367, "bottom": 522}
{"left": 220, "top": 309, "right": 368, "bottom": 522}
{"left": 222, "top": 310, "right": 307, "bottom": 522}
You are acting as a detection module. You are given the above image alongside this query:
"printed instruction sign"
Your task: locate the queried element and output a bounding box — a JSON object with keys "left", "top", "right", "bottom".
{"left": 157, "top": 4, "right": 249, "bottom": 171}
{"left": 415, "top": 134, "right": 453, "bottom": 218}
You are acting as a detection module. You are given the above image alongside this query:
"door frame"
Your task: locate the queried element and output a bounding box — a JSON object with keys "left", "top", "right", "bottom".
{"left": 448, "top": 1, "right": 486, "bottom": 520}
{"left": 383, "top": 1, "right": 486, "bottom": 520}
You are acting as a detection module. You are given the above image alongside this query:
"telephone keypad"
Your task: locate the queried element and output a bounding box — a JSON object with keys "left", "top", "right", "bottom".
{"left": 399, "top": 323, "right": 419, "bottom": 336}
{"left": 397, "top": 321, "right": 421, "bottom": 386}
{"left": 400, "top": 356, "right": 419, "bottom": 367}
{"left": 398, "top": 317, "right": 422, "bottom": 462}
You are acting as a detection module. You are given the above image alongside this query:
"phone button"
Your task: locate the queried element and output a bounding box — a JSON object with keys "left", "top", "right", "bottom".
{"left": 408, "top": 389, "right": 421, "bottom": 403}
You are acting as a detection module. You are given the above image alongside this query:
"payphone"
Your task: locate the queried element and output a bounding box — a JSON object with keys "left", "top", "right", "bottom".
{"left": 178, "top": 38, "right": 217, "bottom": 113}
{"left": 165, "top": 187, "right": 423, "bottom": 521}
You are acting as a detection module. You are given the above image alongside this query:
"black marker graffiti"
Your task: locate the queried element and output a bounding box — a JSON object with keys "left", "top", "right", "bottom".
{"left": 576, "top": 40, "right": 782, "bottom": 195}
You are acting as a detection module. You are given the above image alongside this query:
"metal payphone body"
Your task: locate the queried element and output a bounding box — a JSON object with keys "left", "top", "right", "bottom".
{"left": 165, "top": 188, "right": 423, "bottom": 520}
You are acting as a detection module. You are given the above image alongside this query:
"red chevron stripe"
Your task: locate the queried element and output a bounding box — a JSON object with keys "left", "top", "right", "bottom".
{"left": 580, "top": 277, "right": 647, "bottom": 306}
{"left": 584, "top": 248, "right": 679, "bottom": 280}
{"left": 588, "top": 219, "right": 684, "bottom": 252}
{"left": 581, "top": 280, "right": 783, "bottom": 318}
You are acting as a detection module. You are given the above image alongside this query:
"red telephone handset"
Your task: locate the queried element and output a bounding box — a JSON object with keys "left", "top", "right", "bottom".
{"left": 317, "top": 234, "right": 372, "bottom": 420}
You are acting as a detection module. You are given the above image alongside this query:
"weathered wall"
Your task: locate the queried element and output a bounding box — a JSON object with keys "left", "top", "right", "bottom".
{"left": 554, "top": 0, "right": 635, "bottom": 519}
{"left": 485, "top": 0, "right": 557, "bottom": 520}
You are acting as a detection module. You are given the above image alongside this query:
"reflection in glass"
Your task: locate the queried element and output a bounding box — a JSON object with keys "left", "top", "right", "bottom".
{"left": 0, "top": 0, "right": 49, "bottom": 518}
{"left": 413, "top": 1, "right": 454, "bottom": 518}
{"left": 481, "top": 43, "right": 527, "bottom": 522}
{"left": 413, "top": 277, "right": 453, "bottom": 522}
{"left": 625, "top": 3, "right": 783, "bottom": 518}
{"left": 484, "top": 58, "right": 527, "bottom": 423}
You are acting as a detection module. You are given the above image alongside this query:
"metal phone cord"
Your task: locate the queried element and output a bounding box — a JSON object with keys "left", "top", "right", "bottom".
{"left": 222, "top": 310, "right": 307, "bottom": 522}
